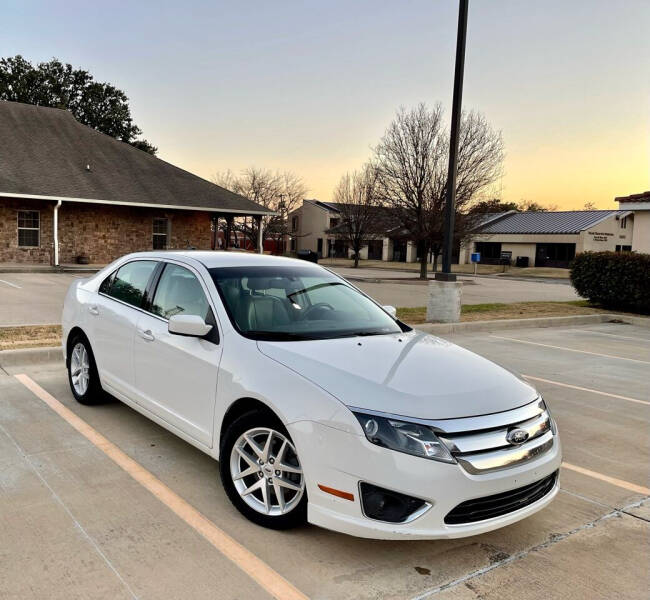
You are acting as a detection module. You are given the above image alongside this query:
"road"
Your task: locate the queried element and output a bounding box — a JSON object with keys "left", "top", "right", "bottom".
{"left": 1, "top": 321, "right": 647, "bottom": 599}
{"left": 0, "top": 270, "right": 580, "bottom": 326}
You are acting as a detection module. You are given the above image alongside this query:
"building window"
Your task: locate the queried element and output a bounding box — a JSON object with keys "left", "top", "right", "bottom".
{"left": 18, "top": 210, "right": 40, "bottom": 247}
{"left": 291, "top": 216, "right": 299, "bottom": 232}
{"left": 620, "top": 216, "right": 627, "bottom": 229}
{"left": 329, "top": 218, "right": 339, "bottom": 228}
{"left": 153, "top": 218, "right": 169, "bottom": 249}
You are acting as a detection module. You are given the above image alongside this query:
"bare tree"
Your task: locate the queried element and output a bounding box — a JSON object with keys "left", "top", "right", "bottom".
{"left": 213, "top": 167, "right": 307, "bottom": 253}
{"left": 374, "top": 103, "right": 503, "bottom": 279}
{"left": 330, "top": 165, "right": 381, "bottom": 268}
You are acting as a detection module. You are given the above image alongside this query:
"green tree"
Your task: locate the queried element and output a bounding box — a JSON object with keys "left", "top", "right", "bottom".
{"left": 0, "top": 55, "right": 157, "bottom": 154}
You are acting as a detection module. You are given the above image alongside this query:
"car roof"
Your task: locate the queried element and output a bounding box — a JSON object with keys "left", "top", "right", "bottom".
{"left": 120, "top": 251, "right": 311, "bottom": 269}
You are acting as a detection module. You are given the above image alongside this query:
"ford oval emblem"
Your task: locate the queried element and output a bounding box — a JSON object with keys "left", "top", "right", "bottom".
{"left": 507, "top": 428, "right": 529, "bottom": 445}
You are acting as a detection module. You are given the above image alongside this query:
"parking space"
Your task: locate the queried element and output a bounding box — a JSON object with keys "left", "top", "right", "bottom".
{"left": 0, "top": 272, "right": 82, "bottom": 326}
{"left": 1, "top": 322, "right": 648, "bottom": 599}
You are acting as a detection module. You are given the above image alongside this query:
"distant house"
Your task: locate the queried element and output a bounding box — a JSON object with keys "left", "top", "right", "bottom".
{"left": 616, "top": 191, "right": 650, "bottom": 253}
{"left": 463, "top": 210, "right": 634, "bottom": 268}
{"left": 0, "top": 101, "right": 272, "bottom": 265}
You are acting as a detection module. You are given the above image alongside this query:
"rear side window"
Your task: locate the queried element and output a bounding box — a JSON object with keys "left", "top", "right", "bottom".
{"left": 106, "top": 261, "right": 158, "bottom": 308}
{"left": 151, "top": 263, "right": 211, "bottom": 320}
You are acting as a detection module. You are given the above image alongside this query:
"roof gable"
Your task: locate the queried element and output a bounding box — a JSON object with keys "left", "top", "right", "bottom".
{"left": 0, "top": 101, "right": 271, "bottom": 214}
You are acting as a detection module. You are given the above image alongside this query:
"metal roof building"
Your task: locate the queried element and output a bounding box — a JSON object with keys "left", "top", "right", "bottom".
{"left": 462, "top": 210, "right": 634, "bottom": 268}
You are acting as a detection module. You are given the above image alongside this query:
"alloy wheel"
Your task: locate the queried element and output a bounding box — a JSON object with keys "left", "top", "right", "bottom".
{"left": 70, "top": 342, "right": 90, "bottom": 396}
{"left": 229, "top": 427, "right": 304, "bottom": 516}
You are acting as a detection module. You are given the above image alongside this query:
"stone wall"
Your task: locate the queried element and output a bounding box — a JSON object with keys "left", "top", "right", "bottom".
{"left": 0, "top": 197, "right": 213, "bottom": 264}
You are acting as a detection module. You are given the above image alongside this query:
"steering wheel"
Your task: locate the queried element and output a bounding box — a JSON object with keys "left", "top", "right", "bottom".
{"left": 302, "top": 302, "right": 335, "bottom": 320}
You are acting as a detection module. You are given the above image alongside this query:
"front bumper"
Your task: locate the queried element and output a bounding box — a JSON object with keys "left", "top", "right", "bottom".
{"left": 289, "top": 421, "right": 562, "bottom": 540}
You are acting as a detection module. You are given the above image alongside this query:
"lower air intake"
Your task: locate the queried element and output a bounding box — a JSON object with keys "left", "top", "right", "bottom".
{"left": 444, "top": 471, "right": 558, "bottom": 525}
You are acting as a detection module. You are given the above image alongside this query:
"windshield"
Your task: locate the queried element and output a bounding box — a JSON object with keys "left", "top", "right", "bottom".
{"left": 209, "top": 265, "right": 403, "bottom": 341}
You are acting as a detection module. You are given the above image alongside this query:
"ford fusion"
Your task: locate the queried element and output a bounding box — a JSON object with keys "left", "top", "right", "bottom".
{"left": 62, "top": 251, "right": 561, "bottom": 538}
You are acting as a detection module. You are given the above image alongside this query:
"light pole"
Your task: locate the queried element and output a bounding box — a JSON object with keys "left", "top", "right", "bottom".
{"left": 435, "top": 0, "right": 469, "bottom": 282}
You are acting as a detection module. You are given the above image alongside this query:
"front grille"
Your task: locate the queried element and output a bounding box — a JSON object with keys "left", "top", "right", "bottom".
{"left": 436, "top": 398, "right": 555, "bottom": 474}
{"left": 444, "top": 471, "right": 558, "bottom": 525}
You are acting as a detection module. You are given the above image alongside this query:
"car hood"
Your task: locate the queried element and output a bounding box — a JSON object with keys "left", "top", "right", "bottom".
{"left": 257, "top": 330, "right": 538, "bottom": 419}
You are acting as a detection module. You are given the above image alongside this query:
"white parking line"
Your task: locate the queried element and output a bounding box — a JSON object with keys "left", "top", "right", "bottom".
{"left": 562, "top": 462, "right": 650, "bottom": 496}
{"left": 15, "top": 374, "right": 309, "bottom": 600}
{"left": 0, "top": 278, "right": 21, "bottom": 289}
{"left": 491, "top": 335, "right": 650, "bottom": 365}
{"left": 575, "top": 329, "right": 650, "bottom": 342}
{"left": 522, "top": 375, "right": 650, "bottom": 407}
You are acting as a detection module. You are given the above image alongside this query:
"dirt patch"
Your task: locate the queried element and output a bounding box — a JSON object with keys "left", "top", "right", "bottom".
{"left": 0, "top": 325, "right": 62, "bottom": 351}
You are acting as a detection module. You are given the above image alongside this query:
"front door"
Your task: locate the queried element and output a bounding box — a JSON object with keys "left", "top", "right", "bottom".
{"left": 133, "top": 262, "right": 222, "bottom": 446}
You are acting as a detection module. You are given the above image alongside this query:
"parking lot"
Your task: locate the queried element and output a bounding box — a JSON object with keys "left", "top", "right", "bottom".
{"left": 0, "top": 270, "right": 580, "bottom": 326}
{"left": 1, "top": 320, "right": 647, "bottom": 599}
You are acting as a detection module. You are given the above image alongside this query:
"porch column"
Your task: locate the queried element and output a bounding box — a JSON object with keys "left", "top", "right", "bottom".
{"left": 224, "top": 216, "right": 234, "bottom": 250}
{"left": 256, "top": 215, "right": 264, "bottom": 254}
{"left": 53, "top": 200, "right": 62, "bottom": 266}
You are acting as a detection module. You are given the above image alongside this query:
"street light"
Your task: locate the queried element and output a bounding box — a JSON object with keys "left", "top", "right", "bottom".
{"left": 435, "top": 0, "right": 469, "bottom": 282}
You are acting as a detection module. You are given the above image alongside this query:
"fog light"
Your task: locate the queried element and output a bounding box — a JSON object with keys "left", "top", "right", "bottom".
{"left": 359, "top": 482, "right": 428, "bottom": 523}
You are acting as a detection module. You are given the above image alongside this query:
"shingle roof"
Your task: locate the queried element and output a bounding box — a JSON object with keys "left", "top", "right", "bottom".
{"left": 478, "top": 210, "right": 620, "bottom": 235}
{"left": 615, "top": 191, "right": 650, "bottom": 203}
{"left": 0, "top": 101, "right": 271, "bottom": 214}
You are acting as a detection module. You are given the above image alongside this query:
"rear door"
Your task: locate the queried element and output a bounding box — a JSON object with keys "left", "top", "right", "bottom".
{"left": 132, "top": 261, "right": 222, "bottom": 446}
{"left": 92, "top": 260, "right": 159, "bottom": 398}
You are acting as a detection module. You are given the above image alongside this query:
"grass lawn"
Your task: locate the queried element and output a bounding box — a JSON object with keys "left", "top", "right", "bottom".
{"left": 0, "top": 325, "right": 62, "bottom": 351}
{"left": 397, "top": 300, "right": 606, "bottom": 324}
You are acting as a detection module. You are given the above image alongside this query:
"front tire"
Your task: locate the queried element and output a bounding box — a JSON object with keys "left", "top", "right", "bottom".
{"left": 67, "top": 334, "right": 103, "bottom": 405}
{"left": 220, "top": 410, "right": 307, "bottom": 530}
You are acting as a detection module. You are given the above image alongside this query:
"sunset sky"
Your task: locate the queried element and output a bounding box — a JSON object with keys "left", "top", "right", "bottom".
{"left": 3, "top": 0, "right": 648, "bottom": 209}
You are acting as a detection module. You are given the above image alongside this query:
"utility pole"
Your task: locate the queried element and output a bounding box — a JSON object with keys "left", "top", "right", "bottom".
{"left": 435, "top": 0, "right": 469, "bottom": 282}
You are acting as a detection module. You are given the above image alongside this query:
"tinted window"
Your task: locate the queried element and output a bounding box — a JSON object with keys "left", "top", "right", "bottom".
{"left": 108, "top": 261, "right": 158, "bottom": 307}
{"left": 151, "top": 263, "right": 211, "bottom": 320}
{"left": 99, "top": 270, "right": 116, "bottom": 294}
{"left": 210, "top": 265, "right": 402, "bottom": 341}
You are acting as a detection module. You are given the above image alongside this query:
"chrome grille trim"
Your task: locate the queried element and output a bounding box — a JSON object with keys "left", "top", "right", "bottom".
{"left": 439, "top": 411, "right": 551, "bottom": 454}
{"left": 456, "top": 430, "right": 555, "bottom": 475}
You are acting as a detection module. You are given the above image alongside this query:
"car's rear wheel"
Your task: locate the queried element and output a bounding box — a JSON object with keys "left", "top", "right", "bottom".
{"left": 67, "top": 334, "right": 103, "bottom": 405}
{"left": 220, "top": 410, "right": 307, "bottom": 529}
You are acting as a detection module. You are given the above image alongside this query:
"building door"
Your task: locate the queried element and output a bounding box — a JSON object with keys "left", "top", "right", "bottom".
{"left": 367, "top": 239, "right": 383, "bottom": 260}
{"left": 317, "top": 238, "right": 323, "bottom": 257}
{"left": 393, "top": 240, "right": 407, "bottom": 262}
{"left": 535, "top": 243, "right": 576, "bottom": 268}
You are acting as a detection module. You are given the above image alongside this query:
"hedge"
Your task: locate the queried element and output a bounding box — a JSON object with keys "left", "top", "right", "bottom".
{"left": 570, "top": 251, "right": 650, "bottom": 313}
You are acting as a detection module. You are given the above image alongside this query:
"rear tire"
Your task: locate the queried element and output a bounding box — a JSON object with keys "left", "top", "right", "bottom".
{"left": 67, "top": 334, "right": 104, "bottom": 405}
{"left": 220, "top": 410, "right": 307, "bottom": 530}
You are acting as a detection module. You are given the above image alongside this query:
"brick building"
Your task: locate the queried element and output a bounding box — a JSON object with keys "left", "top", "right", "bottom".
{"left": 0, "top": 101, "right": 271, "bottom": 265}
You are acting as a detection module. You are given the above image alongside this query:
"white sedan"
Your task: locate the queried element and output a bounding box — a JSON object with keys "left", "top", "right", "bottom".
{"left": 62, "top": 251, "right": 561, "bottom": 539}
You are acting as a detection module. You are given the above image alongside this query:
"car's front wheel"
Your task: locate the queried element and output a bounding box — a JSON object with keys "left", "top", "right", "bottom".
{"left": 67, "top": 334, "right": 103, "bottom": 405}
{"left": 220, "top": 410, "right": 307, "bottom": 529}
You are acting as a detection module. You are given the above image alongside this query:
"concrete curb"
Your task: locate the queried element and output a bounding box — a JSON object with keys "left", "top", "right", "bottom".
{"left": 414, "top": 313, "right": 650, "bottom": 335}
{"left": 0, "top": 346, "right": 63, "bottom": 368}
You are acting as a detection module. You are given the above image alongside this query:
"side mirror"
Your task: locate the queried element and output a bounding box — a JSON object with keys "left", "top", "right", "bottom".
{"left": 382, "top": 305, "right": 397, "bottom": 318}
{"left": 168, "top": 314, "right": 213, "bottom": 337}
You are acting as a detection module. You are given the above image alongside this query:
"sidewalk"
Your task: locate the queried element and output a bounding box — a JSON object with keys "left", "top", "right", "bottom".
{"left": 0, "top": 262, "right": 104, "bottom": 273}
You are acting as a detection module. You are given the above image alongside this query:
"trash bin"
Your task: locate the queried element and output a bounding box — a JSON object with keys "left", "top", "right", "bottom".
{"left": 296, "top": 249, "right": 318, "bottom": 263}
{"left": 516, "top": 256, "right": 529, "bottom": 268}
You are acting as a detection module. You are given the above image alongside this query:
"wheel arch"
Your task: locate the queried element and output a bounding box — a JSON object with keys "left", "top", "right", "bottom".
{"left": 219, "top": 397, "right": 280, "bottom": 449}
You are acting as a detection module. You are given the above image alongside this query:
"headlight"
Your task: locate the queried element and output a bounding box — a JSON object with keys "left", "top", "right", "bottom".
{"left": 353, "top": 412, "right": 455, "bottom": 464}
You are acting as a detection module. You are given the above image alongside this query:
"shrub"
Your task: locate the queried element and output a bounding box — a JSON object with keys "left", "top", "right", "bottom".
{"left": 570, "top": 251, "right": 650, "bottom": 313}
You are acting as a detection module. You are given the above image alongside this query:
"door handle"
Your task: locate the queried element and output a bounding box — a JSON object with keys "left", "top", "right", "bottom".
{"left": 88, "top": 305, "right": 99, "bottom": 315}
{"left": 138, "top": 329, "right": 155, "bottom": 342}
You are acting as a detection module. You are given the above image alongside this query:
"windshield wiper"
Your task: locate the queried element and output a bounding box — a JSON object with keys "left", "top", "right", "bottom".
{"left": 330, "top": 330, "right": 392, "bottom": 339}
